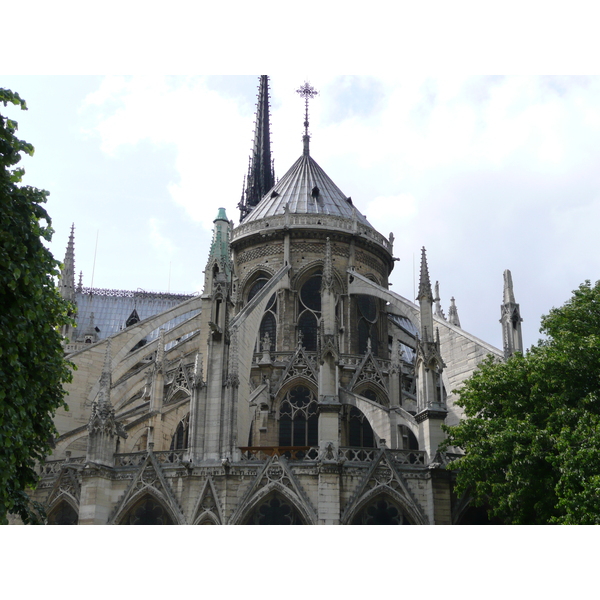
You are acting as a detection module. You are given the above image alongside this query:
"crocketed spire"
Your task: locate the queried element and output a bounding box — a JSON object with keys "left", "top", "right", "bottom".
{"left": 239, "top": 76, "right": 274, "bottom": 221}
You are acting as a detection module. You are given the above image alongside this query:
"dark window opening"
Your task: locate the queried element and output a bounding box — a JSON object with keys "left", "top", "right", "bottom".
{"left": 347, "top": 406, "right": 375, "bottom": 448}
{"left": 123, "top": 495, "right": 174, "bottom": 525}
{"left": 245, "top": 495, "right": 305, "bottom": 525}
{"left": 47, "top": 501, "right": 78, "bottom": 525}
{"left": 170, "top": 414, "right": 190, "bottom": 450}
{"left": 298, "top": 311, "right": 318, "bottom": 351}
{"left": 351, "top": 497, "right": 408, "bottom": 525}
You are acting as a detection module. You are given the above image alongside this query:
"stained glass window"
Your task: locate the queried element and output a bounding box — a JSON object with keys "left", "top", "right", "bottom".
{"left": 278, "top": 385, "right": 318, "bottom": 447}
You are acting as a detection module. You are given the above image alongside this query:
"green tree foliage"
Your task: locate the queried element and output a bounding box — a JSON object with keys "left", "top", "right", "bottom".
{"left": 0, "top": 89, "right": 73, "bottom": 524}
{"left": 444, "top": 280, "right": 600, "bottom": 524}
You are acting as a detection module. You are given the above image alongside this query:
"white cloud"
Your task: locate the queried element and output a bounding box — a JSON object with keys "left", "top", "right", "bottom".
{"left": 71, "top": 75, "right": 600, "bottom": 349}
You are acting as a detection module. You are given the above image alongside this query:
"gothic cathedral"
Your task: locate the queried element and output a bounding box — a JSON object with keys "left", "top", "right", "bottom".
{"left": 31, "top": 77, "right": 523, "bottom": 525}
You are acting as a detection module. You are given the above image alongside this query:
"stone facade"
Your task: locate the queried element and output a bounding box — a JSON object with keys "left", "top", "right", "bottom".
{"left": 27, "top": 77, "right": 519, "bottom": 525}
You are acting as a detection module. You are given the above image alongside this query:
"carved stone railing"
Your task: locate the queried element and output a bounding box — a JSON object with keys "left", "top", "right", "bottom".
{"left": 38, "top": 456, "right": 85, "bottom": 476}
{"left": 231, "top": 213, "right": 392, "bottom": 254}
{"left": 115, "top": 452, "right": 147, "bottom": 467}
{"left": 153, "top": 450, "right": 187, "bottom": 464}
{"left": 337, "top": 447, "right": 378, "bottom": 462}
{"left": 338, "top": 355, "right": 391, "bottom": 373}
{"left": 239, "top": 446, "right": 319, "bottom": 461}
{"left": 115, "top": 450, "right": 187, "bottom": 467}
{"left": 387, "top": 449, "right": 427, "bottom": 466}
{"left": 238, "top": 446, "right": 427, "bottom": 466}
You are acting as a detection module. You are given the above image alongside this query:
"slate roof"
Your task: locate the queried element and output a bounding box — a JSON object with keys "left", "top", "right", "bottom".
{"left": 242, "top": 152, "right": 372, "bottom": 227}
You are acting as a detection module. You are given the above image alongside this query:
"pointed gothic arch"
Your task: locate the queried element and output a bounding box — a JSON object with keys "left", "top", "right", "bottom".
{"left": 170, "top": 413, "right": 190, "bottom": 450}
{"left": 234, "top": 485, "right": 314, "bottom": 525}
{"left": 353, "top": 383, "right": 388, "bottom": 406}
{"left": 191, "top": 477, "right": 223, "bottom": 524}
{"left": 341, "top": 404, "right": 376, "bottom": 449}
{"left": 343, "top": 484, "right": 426, "bottom": 525}
{"left": 244, "top": 270, "right": 278, "bottom": 352}
{"left": 349, "top": 492, "right": 411, "bottom": 525}
{"left": 47, "top": 497, "right": 79, "bottom": 525}
{"left": 118, "top": 491, "right": 177, "bottom": 525}
{"left": 194, "top": 512, "right": 220, "bottom": 525}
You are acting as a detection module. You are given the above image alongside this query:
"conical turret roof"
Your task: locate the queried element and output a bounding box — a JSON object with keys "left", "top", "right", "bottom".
{"left": 242, "top": 152, "right": 372, "bottom": 227}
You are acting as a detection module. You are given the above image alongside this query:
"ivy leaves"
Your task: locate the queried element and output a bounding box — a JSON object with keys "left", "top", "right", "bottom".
{"left": 0, "top": 89, "right": 73, "bottom": 524}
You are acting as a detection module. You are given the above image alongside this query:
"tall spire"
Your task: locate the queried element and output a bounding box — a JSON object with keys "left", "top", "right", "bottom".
{"left": 239, "top": 75, "right": 274, "bottom": 221}
{"left": 59, "top": 223, "right": 76, "bottom": 301}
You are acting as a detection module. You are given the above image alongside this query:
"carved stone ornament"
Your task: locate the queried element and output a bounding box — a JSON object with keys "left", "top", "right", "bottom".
{"left": 88, "top": 399, "right": 127, "bottom": 439}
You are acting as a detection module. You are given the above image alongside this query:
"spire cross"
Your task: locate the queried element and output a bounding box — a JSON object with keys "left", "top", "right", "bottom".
{"left": 296, "top": 81, "right": 319, "bottom": 137}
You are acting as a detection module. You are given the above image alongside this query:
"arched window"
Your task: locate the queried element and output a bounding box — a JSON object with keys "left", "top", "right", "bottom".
{"left": 357, "top": 294, "right": 379, "bottom": 355}
{"left": 399, "top": 425, "right": 419, "bottom": 450}
{"left": 298, "top": 272, "right": 322, "bottom": 351}
{"left": 345, "top": 406, "right": 375, "bottom": 448}
{"left": 278, "top": 385, "right": 318, "bottom": 447}
{"left": 122, "top": 495, "right": 174, "bottom": 525}
{"left": 245, "top": 494, "right": 305, "bottom": 525}
{"left": 47, "top": 501, "right": 78, "bottom": 525}
{"left": 248, "top": 276, "right": 277, "bottom": 351}
{"left": 170, "top": 414, "right": 190, "bottom": 450}
{"left": 351, "top": 496, "right": 410, "bottom": 525}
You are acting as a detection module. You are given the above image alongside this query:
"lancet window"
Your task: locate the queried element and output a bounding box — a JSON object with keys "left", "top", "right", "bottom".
{"left": 47, "top": 501, "right": 78, "bottom": 525}
{"left": 245, "top": 495, "right": 305, "bottom": 525}
{"left": 351, "top": 497, "right": 409, "bottom": 525}
{"left": 344, "top": 405, "right": 375, "bottom": 448}
{"left": 297, "top": 272, "right": 322, "bottom": 351}
{"left": 278, "top": 385, "right": 318, "bottom": 447}
{"left": 170, "top": 414, "right": 190, "bottom": 450}
{"left": 357, "top": 294, "right": 379, "bottom": 356}
{"left": 121, "top": 495, "right": 174, "bottom": 525}
{"left": 248, "top": 276, "right": 277, "bottom": 351}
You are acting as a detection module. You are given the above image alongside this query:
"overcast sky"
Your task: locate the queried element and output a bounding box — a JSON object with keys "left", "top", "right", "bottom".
{"left": 3, "top": 74, "right": 600, "bottom": 353}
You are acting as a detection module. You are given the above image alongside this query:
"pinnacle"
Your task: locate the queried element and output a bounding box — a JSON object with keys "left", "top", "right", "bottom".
{"left": 417, "top": 247, "right": 433, "bottom": 302}
{"left": 503, "top": 269, "right": 516, "bottom": 304}
{"left": 448, "top": 297, "right": 461, "bottom": 328}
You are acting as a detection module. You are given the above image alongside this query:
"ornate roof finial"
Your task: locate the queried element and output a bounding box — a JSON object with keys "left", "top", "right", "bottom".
{"left": 296, "top": 81, "right": 318, "bottom": 156}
